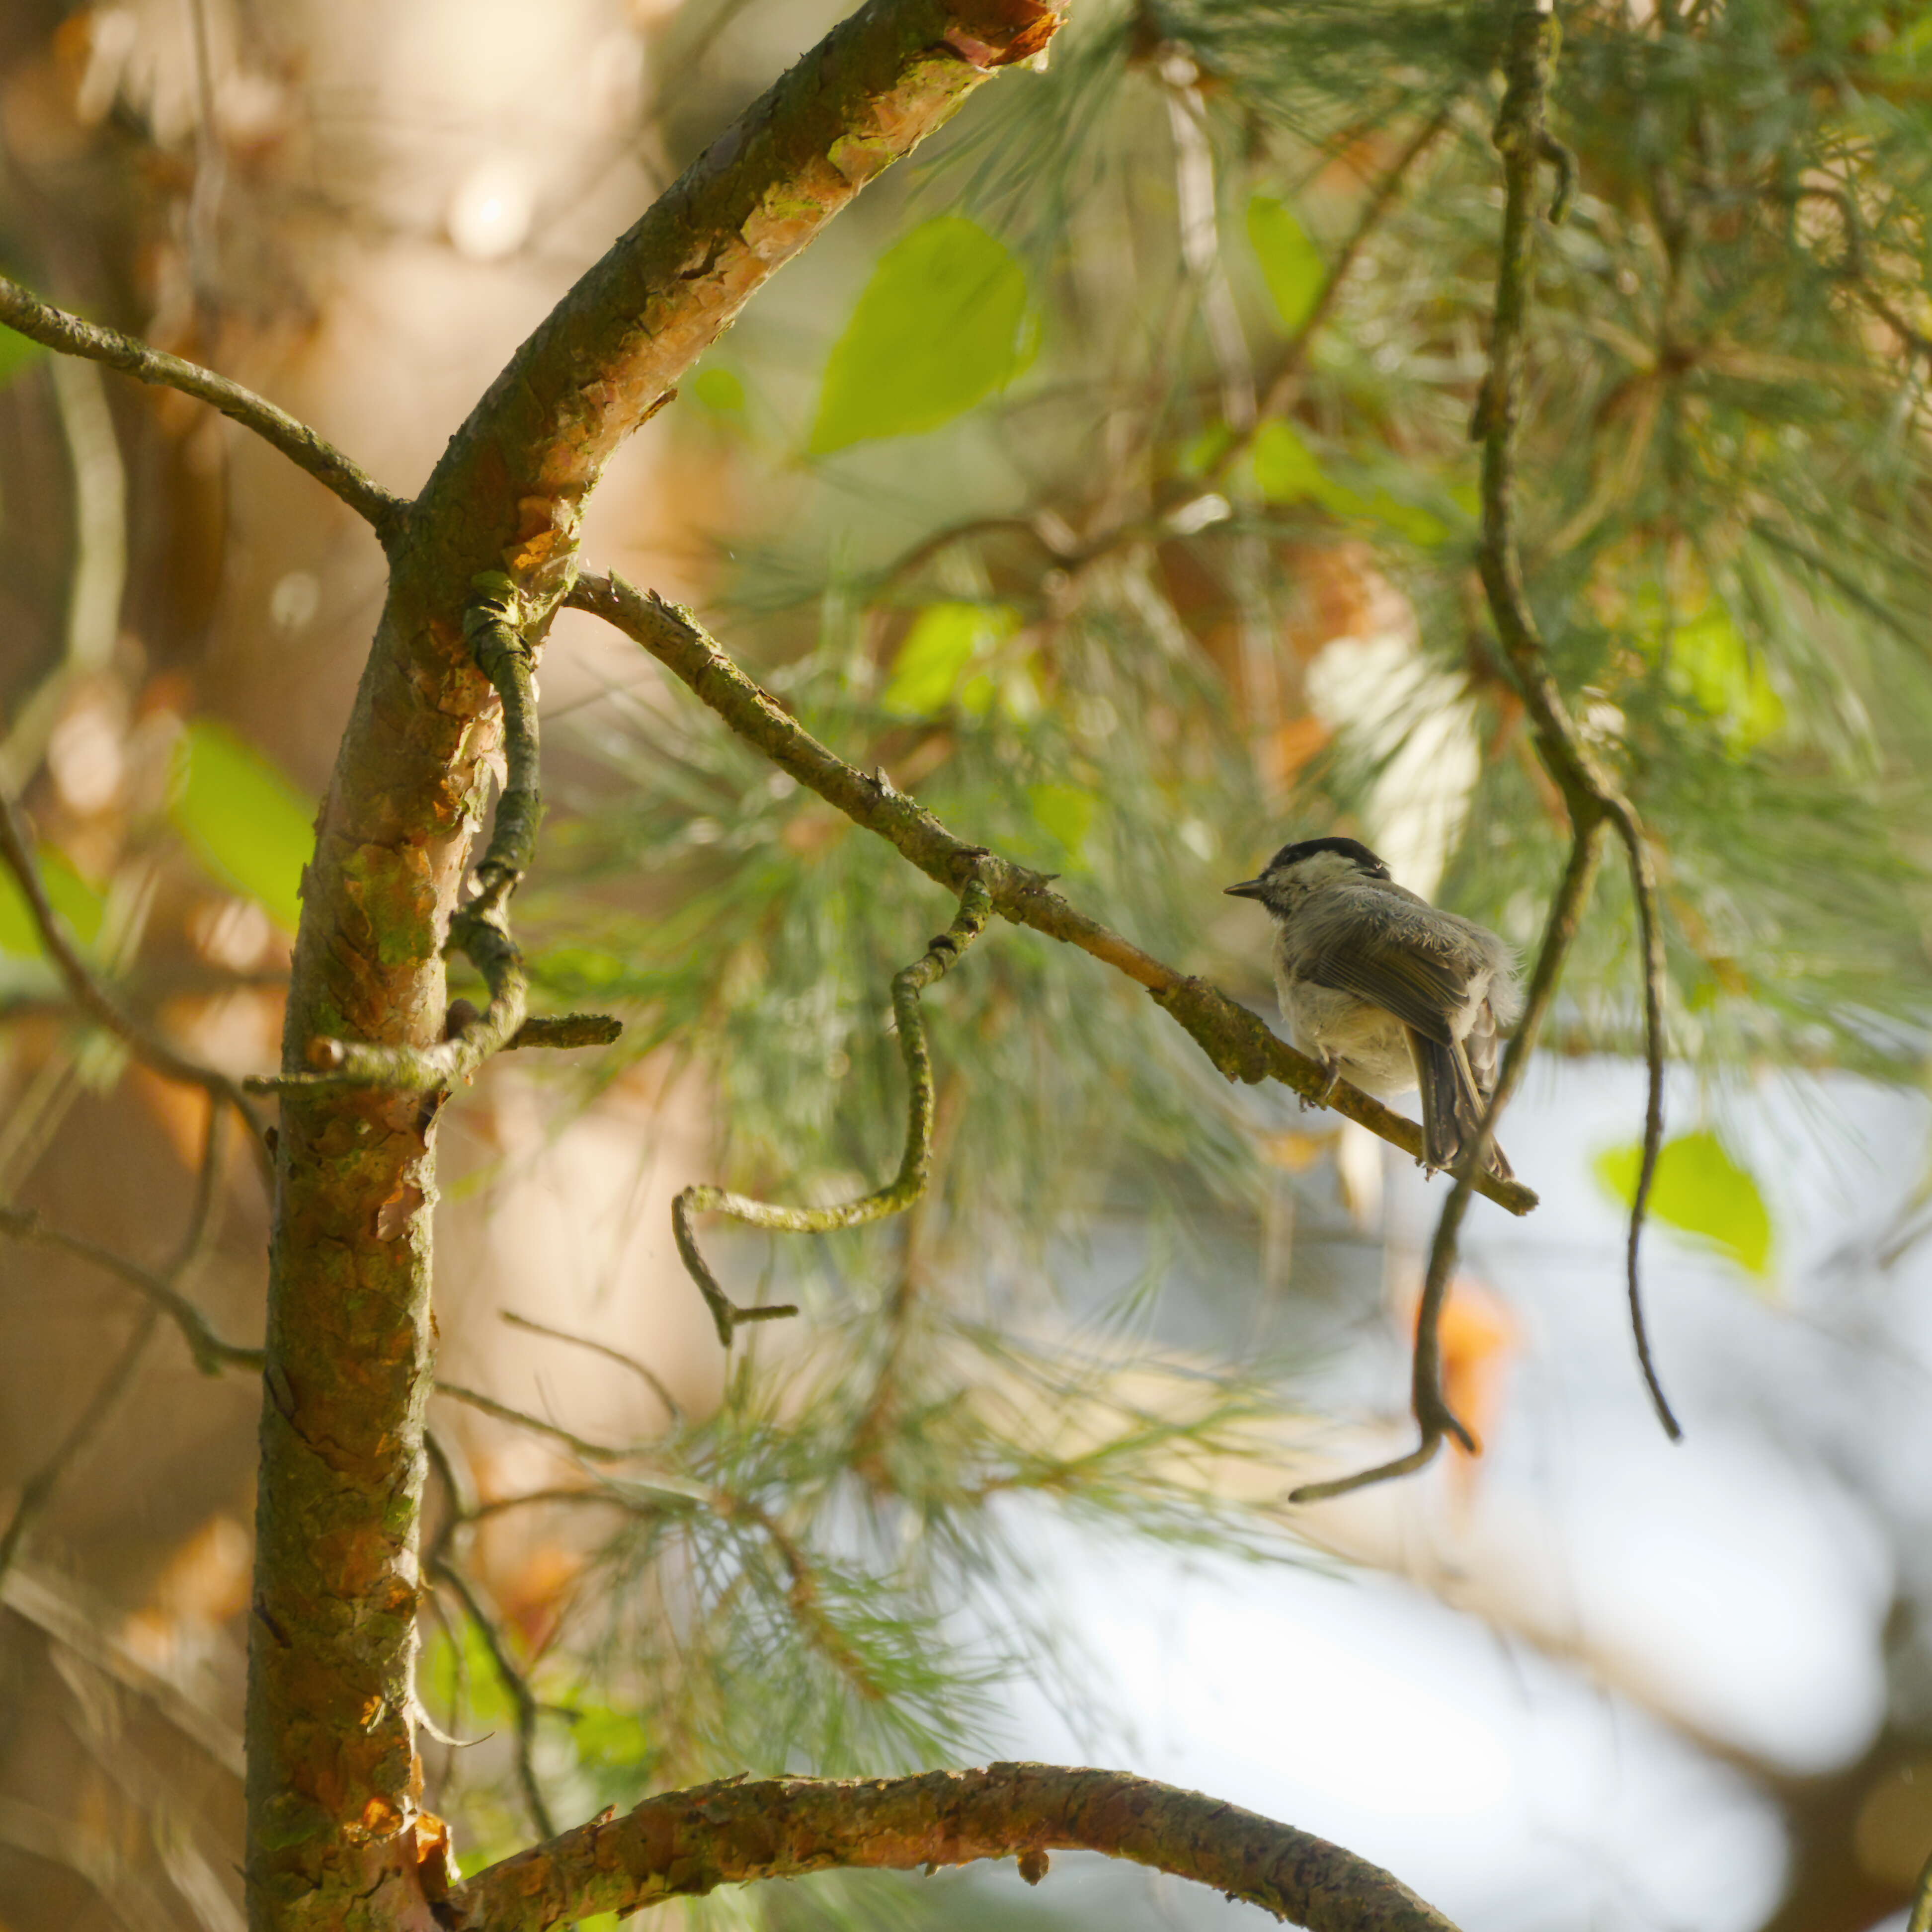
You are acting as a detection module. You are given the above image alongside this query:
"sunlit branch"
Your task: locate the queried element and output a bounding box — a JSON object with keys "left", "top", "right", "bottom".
{"left": 567, "top": 572, "right": 1539, "bottom": 1217}
{"left": 0, "top": 276, "right": 405, "bottom": 540}
{"left": 0, "top": 782, "right": 270, "bottom": 1161}
{"left": 446, "top": 1763, "right": 1463, "bottom": 1932}
{"left": 673, "top": 873, "right": 993, "bottom": 1347}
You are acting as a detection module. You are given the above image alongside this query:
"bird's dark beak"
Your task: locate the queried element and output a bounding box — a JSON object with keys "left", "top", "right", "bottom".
{"left": 1224, "top": 878, "right": 1268, "bottom": 899}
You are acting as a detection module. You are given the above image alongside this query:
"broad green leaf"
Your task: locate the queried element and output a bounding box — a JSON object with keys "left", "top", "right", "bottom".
{"left": 810, "top": 217, "right": 1036, "bottom": 455}
{"left": 1247, "top": 195, "right": 1326, "bottom": 332}
{"left": 0, "top": 325, "right": 44, "bottom": 389}
{"left": 0, "top": 845, "right": 104, "bottom": 957}
{"left": 169, "top": 721, "right": 315, "bottom": 933}
{"left": 1594, "top": 1128, "right": 1774, "bottom": 1279}
{"left": 1250, "top": 423, "right": 1450, "bottom": 545}
{"left": 1251, "top": 420, "right": 1333, "bottom": 504}
{"left": 1027, "top": 782, "right": 1097, "bottom": 862}
{"left": 881, "top": 603, "right": 1020, "bottom": 716}
{"left": 1664, "top": 602, "right": 1786, "bottom": 748}
{"left": 691, "top": 366, "right": 745, "bottom": 412}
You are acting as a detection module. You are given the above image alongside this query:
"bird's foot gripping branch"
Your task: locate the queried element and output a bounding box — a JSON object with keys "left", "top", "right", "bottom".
{"left": 675, "top": 871, "right": 995, "bottom": 1346}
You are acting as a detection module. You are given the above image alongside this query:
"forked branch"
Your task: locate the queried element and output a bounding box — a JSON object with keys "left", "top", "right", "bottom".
{"left": 248, "top": 588, "right": 618, "bottom": 1094}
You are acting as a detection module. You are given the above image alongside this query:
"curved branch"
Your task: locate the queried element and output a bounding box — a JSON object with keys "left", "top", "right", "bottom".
{"left": 674, "top": 873, "right": 994, "bottom": 1345}
{"left": 447, "top": 1763, "right": 1461, "bottom": 1932}
{"left": 410, "top": 0, "right": 1062, "bottom": 619}
{"left": 0, "top": 277, "right": 405, "bottom": 540}
{"left": 1470, "top": 0, "right": 1679, "bottom": 1445}
{"left": 567, "top": 571, "right": 1540, "bottom": 1218}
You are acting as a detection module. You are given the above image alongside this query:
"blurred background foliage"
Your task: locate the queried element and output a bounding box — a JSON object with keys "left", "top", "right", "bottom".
{"left": 2, "top": 0, "right": 1932, "bottom": 1928}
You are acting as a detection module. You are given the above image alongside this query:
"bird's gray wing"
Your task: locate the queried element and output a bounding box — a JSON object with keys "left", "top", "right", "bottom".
{"left": 1292, "top": 894, "right": 1467, "bottom": 1045}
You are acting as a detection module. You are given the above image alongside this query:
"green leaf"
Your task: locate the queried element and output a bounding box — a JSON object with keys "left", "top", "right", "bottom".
{"left": 810, "top": 217, "right": 1036, "bottom": 455}
{"left": 1027, "top": 782, "right": 1097, "bottom": 863}
{"left": 1662, "top": 601, "right": 1786, "bottom": 749}
{"left": 1249, "top": 422, "right": 1450, "bottom": 545}
{"left": 1251, "top": 420, "right": 1333, "bottom": 504}
{"left": 169, "top": 722, "right": 315, "bottom": 933}
{"left": 691, "top": 366, "right": 745, "bottom": 412}
{"left": 1247, "top": 195, "right": 1326, "bottom": 332}
{"left": 881, "top": 603, "right": 1021, "bottom": 716}
{"left": 1594, "top": 1128, "right": 1774, "bottom": 1279}
{"left": 0, "top": 846, "right": 104, "bottom": 957}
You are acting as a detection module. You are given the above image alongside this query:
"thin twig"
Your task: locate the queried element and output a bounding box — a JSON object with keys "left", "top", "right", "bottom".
{"left": 0, "top": 782, "right": 270, "bottom": 1162}
{"left": 429, "top": 1555, "right": 558, "bottom": 1842}
{"left": 673, "top": 874, "right": 994, "bottom": 1347}
{"left": 501, "top": 1311, "right": 682, "bottom": 1426}
{"left": 0, "top": 1101, "right": 231, "bottom": 1581}
{"left": 1295, "top": 0, "right": 1681, "bottom": 1500}
{"left": 250, "top": 588, "right": 557, "bottom": 1093}
{"left": 430, "top": 1378, "right": 637, "bottom": 1465}
{"left": 567, "top": 573, "right": 1539, "bottom": 1218}
{"left": 0, "top": 1310, "right": 158, "bottom": 1582}
{"left": 0, "top": 276, "right": 404, "bottom": 539}
{"left": 0, "top": 1204, "right": 258, "bottom": 1376}
{"left": 1234, "top": 100, "right": 1459, "bottom": 467}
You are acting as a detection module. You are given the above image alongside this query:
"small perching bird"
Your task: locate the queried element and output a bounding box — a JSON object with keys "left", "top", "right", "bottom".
{"left": 1225, "top": 837, "right": 1521, "bottom": 1180}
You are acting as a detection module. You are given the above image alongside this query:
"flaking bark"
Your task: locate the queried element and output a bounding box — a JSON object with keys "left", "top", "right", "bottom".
{"left": 244, "top": 2, "right": 1061, "bottom": 1927}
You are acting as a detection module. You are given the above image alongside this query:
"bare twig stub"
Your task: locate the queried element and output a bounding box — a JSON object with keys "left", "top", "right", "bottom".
{"left": 0, "top": 276, "right": 405, "bottom": 540}
{"left": 447, "top": 1763, "right": 1462, "bottom": 1932}
{"left": 569, "top": 574, "right": 1539, "bottom": 1218}
{"left": 674, "top": 874, "right": 995, "bottom": 1347}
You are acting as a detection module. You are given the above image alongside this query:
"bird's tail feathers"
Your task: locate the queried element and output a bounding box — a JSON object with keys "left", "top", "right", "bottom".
{"left": 1407, "top": 1030, "right": 1514, "bottom": 1181}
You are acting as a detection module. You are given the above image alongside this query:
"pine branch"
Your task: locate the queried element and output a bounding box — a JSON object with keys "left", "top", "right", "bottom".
{"left": 567, "top": 571, "right": 1541, "bottom": 1217}
{"left": 0, "top": 277, "right": 405, "bottom": 539}
{"left": 446, "top": 1763, "right": 1462, "bottom": 1932}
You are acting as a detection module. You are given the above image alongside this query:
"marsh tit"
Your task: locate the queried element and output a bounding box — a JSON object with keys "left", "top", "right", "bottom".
{"left": 1225, "top": 837, "right": 1520, "bottom": 1180}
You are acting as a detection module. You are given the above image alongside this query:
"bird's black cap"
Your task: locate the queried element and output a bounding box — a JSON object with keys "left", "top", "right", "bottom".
{"left": 1261, "top": 836, "right": 1390, "bottom": 878}
{"left": 1225, "top": 836, "right": 1391, "bottom": 896}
